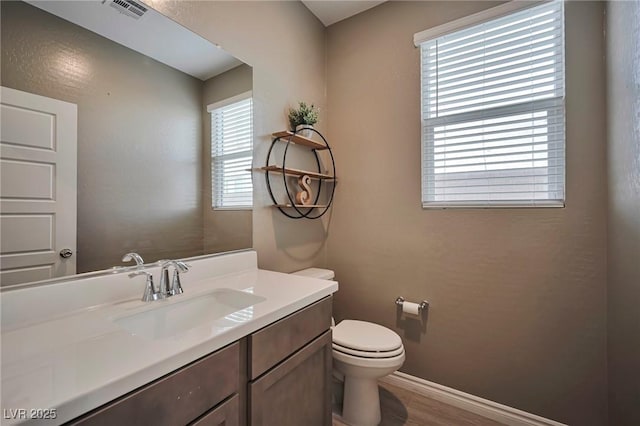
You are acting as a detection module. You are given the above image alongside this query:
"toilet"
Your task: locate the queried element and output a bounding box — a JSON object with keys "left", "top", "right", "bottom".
{"left": 293, "top": 268, "right": 405, "bottom": 426}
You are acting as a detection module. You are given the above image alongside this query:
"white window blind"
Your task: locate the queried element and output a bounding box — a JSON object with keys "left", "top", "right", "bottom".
{"left": 210, "top": 94, "right": 253, "bottom": 209}
{"left": 419, "top": 1, "right": 565, "bottom": 208}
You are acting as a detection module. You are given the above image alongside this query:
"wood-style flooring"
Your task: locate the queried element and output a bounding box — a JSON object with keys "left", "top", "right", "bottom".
{"left": 332, "top": 381, "right": 506, "bottom": 426}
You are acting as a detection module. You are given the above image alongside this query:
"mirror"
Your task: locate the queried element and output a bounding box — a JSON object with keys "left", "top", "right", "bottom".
{"left": 0, "top": 0, "right": 253, "bottom": 286}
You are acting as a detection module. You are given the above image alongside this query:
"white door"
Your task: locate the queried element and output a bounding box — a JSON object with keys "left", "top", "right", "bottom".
{"left": 0, "top": 87, "right": 77, "bottom": 286}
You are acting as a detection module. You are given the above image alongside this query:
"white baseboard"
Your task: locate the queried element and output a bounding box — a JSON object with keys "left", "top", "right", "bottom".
{"left": 380, "top": 372, "right": 567, "bottom": 426}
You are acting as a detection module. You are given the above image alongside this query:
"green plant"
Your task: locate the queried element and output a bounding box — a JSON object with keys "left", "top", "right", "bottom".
{"left": 288, "top": 101, "right": 319, "bottom": 130}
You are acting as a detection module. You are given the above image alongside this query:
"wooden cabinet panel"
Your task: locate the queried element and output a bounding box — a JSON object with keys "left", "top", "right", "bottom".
{"left": 190, "top": 394, "right": 239, "bottom": 426}
{"left": 249, "top": 331, "right": 332, "bottom": 426}
{"left": 69, "top": 342, "right": 240, "bottom": 426}
{"left": 249, "top": 296, "right": 332, "bottom": 380}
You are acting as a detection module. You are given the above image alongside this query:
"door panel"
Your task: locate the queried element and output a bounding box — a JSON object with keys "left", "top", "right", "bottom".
{"left": 0, "top": 159, "right": 54, "bottom": 199}
{"left": 0, "top": 215, "right": 54, "bottom": 252}
{"left": 0, "top": 104, "right": 56, "bottom": 149}
{"left": 0, "top": 86, "right": 77, "bottom": 286}
{"left": 0, "top": 251, "right": 58, "bottom": 270}
{"left": 0, "top": 265, "right": 53, "bottom": 287}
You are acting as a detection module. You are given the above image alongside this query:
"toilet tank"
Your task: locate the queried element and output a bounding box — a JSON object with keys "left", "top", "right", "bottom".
{"left": 292, "top": 268, "right": 335, "bottom": 280}
{"left": 292, "top": 268, "right": 336, "bottom": 328}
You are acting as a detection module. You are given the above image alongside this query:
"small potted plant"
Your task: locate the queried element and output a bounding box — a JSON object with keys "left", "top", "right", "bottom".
{"left": 288, "top": 101, "right": 319, "bottom": 138}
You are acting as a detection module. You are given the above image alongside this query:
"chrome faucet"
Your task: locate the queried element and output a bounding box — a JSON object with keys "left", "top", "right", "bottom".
{"left": 128, "top": 270, "right": 161, "bottom": 302}
{"left": 157, "top": 260, "right": 172, "bottom": 299}
{"left": 169, "top": 260, "right": 190, "bottom": 295}
{"left": 122, "top": 252, "right": 145, "bottom": 269}
{"left": 127, "top": 257, "right": 191, "bottom": 302}
{"left": 159, "top": 259, "right": 191, "bottom": 297}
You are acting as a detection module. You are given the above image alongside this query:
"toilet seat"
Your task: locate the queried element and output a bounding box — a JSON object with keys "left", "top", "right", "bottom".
{"left": 332, "top": 346, "right": 405, "bottom": 369}
{"left": 332, "top": 343, "right": 405, "bottom": 359}
{"left": 333, "top": 320, "right": 402, "bottom": 352}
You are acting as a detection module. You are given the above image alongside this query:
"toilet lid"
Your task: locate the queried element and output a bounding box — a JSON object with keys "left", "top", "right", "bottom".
{"left": 333, "top": 320, "right": 402, "bottom": 352}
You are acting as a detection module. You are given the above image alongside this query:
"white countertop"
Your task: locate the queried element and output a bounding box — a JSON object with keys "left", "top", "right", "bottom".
{"left": 0, "top": 251, "right": 338, "bottom": 425}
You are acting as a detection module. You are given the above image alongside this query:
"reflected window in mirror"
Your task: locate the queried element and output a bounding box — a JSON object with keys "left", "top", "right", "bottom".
{"left": 208, "top": 92, "right": 254, "bottom": 210}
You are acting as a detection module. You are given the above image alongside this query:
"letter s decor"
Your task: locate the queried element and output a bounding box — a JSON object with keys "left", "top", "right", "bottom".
{"left": 295, "top": 174, "right": 313, "bottom": 205}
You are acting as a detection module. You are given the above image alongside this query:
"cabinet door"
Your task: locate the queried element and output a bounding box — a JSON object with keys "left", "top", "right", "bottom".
{"left": 249, "top": 331, "right": 332, "bottom": 426}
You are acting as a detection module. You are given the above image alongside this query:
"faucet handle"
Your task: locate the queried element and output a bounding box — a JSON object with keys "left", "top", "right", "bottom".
{"left": 128, "top": 270, "right": 160, "bottom": 302}
{"left": 158, "top": 259, "right": 190, "bottom": 270}
{"left": 174, "top": 260, "right": 191, "bottom": 273}
{"left": 122, "top": 252, "right": 145, "bottom": 268}
{"left": 169, "top": 261, "right": 191, "bottom": 296}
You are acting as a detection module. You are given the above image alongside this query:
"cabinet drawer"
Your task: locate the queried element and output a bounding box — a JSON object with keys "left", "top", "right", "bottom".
{"left": 249, "top": 296, "right": 332, "bottom": 380}
{"left": 70, "top": 342, "right": 240, "bottom": 426}
{"left": 191, "top": 394, "right": 239, "bottom": 426}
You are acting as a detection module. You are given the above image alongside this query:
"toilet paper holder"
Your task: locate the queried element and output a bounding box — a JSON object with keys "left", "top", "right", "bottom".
{"left": 395, "top": 296, "right": 429, "bottom": 312}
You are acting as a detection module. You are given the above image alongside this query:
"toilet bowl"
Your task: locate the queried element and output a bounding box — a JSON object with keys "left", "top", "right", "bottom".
{"left": 332, "top": 319, "right": 405, "bottom": 425}
{"left": 292, "top": 268, "right": 405, "bottom": 426}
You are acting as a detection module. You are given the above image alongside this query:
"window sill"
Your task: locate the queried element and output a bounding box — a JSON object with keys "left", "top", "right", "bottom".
{"left": 212, "top": 207, "right": 253, "bottom": 211}
{"left": 422, "top": 201, "right": 565, "bottom": 209}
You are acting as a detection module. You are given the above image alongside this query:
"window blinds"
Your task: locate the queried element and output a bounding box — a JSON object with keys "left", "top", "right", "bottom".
{"left": 211, "top": 96, "right": 253, "bottom": 209}
{"left": 419, "top": 1, "right": 565, "bottom": 208}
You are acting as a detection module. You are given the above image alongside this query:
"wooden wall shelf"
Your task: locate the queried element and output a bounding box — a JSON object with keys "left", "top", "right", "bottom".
{"left": 273, "top": 204, "right": 328, "bottom": 209}
{"left": 266, "top": 129, "right": 336, "bottom": 219}
{"left": 271, "top": 131, "right": 328, "bottom": 150}
{"left": 257, "top": 165, "right": 337, "bottom": 181}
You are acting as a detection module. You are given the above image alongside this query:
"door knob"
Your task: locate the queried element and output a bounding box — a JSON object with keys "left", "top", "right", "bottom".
{"left": 59, "top": 249, "right": 73, "bottom": 259}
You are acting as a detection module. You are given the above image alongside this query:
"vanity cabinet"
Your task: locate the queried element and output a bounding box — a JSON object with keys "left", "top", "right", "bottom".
{"left": 66, "top": 296, "right": 332, "bottom": 426}
{"left": 248, "top": 297, "right": 332, "bottom": 426}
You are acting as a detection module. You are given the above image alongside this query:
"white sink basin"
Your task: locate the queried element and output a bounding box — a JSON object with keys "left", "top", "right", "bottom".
{"left": 114, "top": 289, "right": 266, "bottom": 339}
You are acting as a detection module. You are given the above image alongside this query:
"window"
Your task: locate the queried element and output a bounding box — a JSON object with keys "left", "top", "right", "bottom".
{"left": 416, "top": 1, "right": 565, "bottom": 208}
{"left": 208, "top": 92, "right": 253, "bottom": 209}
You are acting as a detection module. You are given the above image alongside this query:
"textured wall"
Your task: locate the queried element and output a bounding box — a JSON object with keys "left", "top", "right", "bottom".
{"left": 1, "top": 1, "right": 205, "bottom": 272}
{"left": 202, "top": 64, "right": 253, "bottom": 255}
{"left": 325, "top": 1, "right": 607, "bottom": 424}
{"left": 606, "top": 1, "right": 640, "bottom": 424}
{"left": 149, "top": 0, "right": 329, "bottom": 272}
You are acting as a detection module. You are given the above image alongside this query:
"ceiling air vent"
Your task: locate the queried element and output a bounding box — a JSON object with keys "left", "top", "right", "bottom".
{"left": 109, "top": 0, "right": 148, "bottom": 20}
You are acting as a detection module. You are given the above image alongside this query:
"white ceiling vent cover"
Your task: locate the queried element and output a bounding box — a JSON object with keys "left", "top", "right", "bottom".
{"left": 109, "top": 0, "right": 147, "bottom": 20}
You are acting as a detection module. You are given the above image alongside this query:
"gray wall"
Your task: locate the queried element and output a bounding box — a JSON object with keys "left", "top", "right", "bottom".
{"left": 325, "top": 2, "right": 607, "bottom": 425}
{"left": 606, "top": 1, "right": 640, "bottom": 424}
{"left": 1, "top": 1, "right": 205, "bottom": 272}
{"left": 148, "top": 0, "right": 329, "bottom": 272}
{"left": 202, "top": 64, "right": 253, "bottom": 254}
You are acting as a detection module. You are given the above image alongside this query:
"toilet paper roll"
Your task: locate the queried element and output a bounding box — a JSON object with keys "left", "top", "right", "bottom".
{"left": 402, "top": 301, "right": 421, "bottom": 316}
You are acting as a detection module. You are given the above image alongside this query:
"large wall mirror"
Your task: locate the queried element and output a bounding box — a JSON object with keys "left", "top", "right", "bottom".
{"left": 0, "top": 0, "right": 253, "bottom": 287}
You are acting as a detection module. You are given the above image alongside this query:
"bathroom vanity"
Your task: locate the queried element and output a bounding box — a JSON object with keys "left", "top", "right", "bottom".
{"left": 0, "top": 251, "right": 337, "bottom": 425}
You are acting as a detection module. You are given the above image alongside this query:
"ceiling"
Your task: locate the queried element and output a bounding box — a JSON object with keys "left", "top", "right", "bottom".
{"left": 302, "top": 0, "right": 387, "bottom": 26}
{"left": 28, "top": 0, "right": 241, "bottom": 81}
